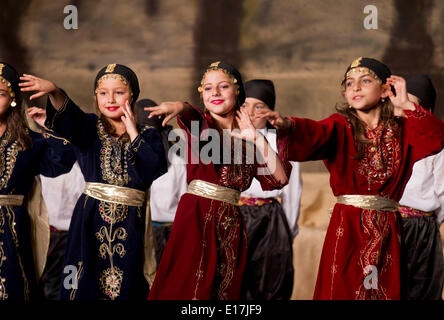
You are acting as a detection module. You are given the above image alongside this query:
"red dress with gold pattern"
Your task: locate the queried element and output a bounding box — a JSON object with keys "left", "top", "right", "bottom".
{"left": 148, "top": 105, "right": 290, "bottom": 300}
{"left": 276, "top": 105, "right": 444, "bottom": 300}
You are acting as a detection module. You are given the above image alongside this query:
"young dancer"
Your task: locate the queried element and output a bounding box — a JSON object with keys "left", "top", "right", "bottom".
{"left": 146, "top": 61, "right": 291, "bottom": 300}
{"left": 21, "top": 64, "right": 167, "bottom": 300}
{"left": 0, "top": 62, "right": 75, "bottom": 300}
{"left": 258, "top": 57, "right": 444, "bottom": 300}
{"left": 398, "top": 75, "right": 444, "bottom": 299}
{"left": 239, "top": 79, "right": 302, "bottom": 300}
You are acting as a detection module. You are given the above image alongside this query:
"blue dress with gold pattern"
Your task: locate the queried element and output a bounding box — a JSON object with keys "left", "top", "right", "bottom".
{"left": 45, "top": 97, "right": 167, "bottom": 300}
{"left": 0, "top": 128, "right": 75, "bottom": 300}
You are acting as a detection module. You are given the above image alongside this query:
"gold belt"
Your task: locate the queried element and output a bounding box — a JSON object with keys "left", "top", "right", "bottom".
{"left": 0, "top": 194, "right": 24, "bottom": 207}
{"left": 187, "top": 180, "right": 240, "bottom": 206}
{"left": 336, "top": 195, "right": 399, "bottom": 212}
{"left": 83, "top": 182, "right": 146, "bottom": 207}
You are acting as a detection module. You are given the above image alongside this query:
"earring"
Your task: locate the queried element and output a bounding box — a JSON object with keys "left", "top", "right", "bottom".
{"left": 10, "top": 100, "right": 16, "bottom": 107}
{"left": 381, "top": 98, "right": 385, "bottom": 102}
{"left": 348, "top": 105, "right": 352, "bottom": 108}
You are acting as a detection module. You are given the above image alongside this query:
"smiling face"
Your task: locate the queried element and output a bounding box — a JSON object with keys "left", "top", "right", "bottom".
{"left": 241, "top": 97, "right": 270, "bottom": 129}
{"left": 95, "top": 76, "right": 132, "bottom": 121}
{"left": 200, "top": 69, "right": 237, "bottom": 118}
{"left": 344, "top": 67, "right": 388, "bottom": 111}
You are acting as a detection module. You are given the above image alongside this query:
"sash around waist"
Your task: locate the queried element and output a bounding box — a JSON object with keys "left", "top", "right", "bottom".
{"left": 83, "top": 182, "right": 146, "bottom": 207}
{"left": 336, "top": 195, "right": 400, "bottom": 212}
{"left": 186, "top": 180, "right": 240, "bottom": 206}
{"left": 0, "top": 194, "right": 24, "bottom": 207}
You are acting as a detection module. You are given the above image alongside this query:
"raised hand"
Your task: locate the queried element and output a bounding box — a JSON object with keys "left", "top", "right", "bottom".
{"left": 28, "top": 106, "right": 47, "bottom": 129}
{"left": 145, "top": 101, "right": 185, "bottom": 127}
{"left": 385, "top": 75, "right": 415, "bottom": 116}
{"left": 19, "top": 74, "right": 66, "bottom": 109}
{"left": 230, "top": 107, "right": 258, "bottom": 142}
{"left": 255, "top": 109, "right": 291, "bottom": 130}
{"left": 19, "top": 74, "right": 57, "bottom": 101}
{"left": 121, "top": 100, "right": 138, "bottom": 142}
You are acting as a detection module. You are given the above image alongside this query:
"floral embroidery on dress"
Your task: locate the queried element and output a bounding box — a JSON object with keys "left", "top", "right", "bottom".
{"left": 0, "top": 131, "right": 19, "bottom": 191}
{"left": 357, "top": 122, "right": 401, "bottom": 190}
{"left": 97, "top": 120, "right": 130, "bottom": 186}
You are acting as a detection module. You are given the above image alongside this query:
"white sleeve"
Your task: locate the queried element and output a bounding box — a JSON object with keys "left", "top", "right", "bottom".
{"left": 280, "top": 161, "right": 303, "bottom": 239}
{"left": 433, "top": 150, "right": 444, "bottom": 225}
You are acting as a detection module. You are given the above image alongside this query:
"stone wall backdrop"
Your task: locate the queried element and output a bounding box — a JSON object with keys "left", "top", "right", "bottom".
{"left": 2, "top": 0, "right": 444, "bottom": 300}
{"left": 1, "top": 1, "right": 442, "bottom": 132}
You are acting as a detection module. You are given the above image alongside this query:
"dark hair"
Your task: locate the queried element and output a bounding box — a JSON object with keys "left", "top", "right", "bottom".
{"left": 0, "top": 61, "right": 32, "bottom": 150}
{"left": 335, "top": 92, "right": 400, "bottom": 160}
{"left": 7, "top": 95, "right": 32, "bottom": 150}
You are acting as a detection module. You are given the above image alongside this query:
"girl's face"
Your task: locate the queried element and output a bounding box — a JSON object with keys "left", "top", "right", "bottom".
{"left": 0, "top": 81, "right": 12, "bottom": 119}
{"left": 242, "top": 97, "right": 270, "bottom": 129}
{"left": 344, "top": 68, "right": 389, "bottom": 111}
{"left": 201, "top": 69, "right": 237, "bottom": 117}
{"left": 96, "top": 76, "right": 132, "bottom": 121}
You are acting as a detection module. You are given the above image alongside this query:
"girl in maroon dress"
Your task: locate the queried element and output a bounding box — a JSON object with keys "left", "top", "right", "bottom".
{"left": 258, "top": 57, "right": 444, "bottom": 300}
{"left": 145, "top": 61, "right": 291, "bottom": 300}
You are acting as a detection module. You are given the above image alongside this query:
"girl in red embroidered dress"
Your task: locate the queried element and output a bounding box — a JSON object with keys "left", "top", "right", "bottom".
{"left": 258, "top": 57, "right": 444, "bottom": 300}
{"left": 145, "top": 61, "right": 291, "bottom": 300}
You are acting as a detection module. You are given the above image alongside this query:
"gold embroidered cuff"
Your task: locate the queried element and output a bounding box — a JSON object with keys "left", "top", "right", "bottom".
{"left": 187, "top": 180, "right": 240, "bottom": 206}
{"left": 83, "top": 182, "right": 146, "bottom": 207}
{"left": 336, "top": 195, "right": 399, "bottom": 212}
{"left": 0, "top": 194, "right": 24, "bottom": 207}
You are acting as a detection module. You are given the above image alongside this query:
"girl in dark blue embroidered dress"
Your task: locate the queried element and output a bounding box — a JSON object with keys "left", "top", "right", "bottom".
{"left": 21, "top": 64, "right": 167, "bottom": 300}
{"left": 0, "top": 62, "right": 75, "bottom": 300}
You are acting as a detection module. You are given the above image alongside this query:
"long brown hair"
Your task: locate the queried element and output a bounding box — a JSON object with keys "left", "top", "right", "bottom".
{"left": 335, "top": 88, "right": 400, "bottom": 160}
{"left": 7, "top": 95, "right": 32, "bottom": 150}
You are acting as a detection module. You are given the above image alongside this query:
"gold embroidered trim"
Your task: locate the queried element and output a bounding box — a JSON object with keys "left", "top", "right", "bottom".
{"left": 0, "top": 195, "right": 24, "bottom": 207}
{"left": 42, "top": 130, "right": 70, "bottom": 145}
{"left": 105, "top": 64, "right": 117, "bottom": 73}
{"left": 346, "top": 67, "right": 382, "bottom": 84}
{"left": 99, "top": 266, "right": 123, "bottom": 300}
{"left": 198, "top": 65, "right": 239, "bottom": 94}
{"left": 187, "top": 180, "right": 240, "bottom": 206}
{"left": 0, "top": 206, "right": 7, "bottom": 299}
{"left": 0, "top": 131, "right": 19, "bottom": 190}
{"left": 95, "top": 74, "right": 133, "bottom": 97}
{"left": 5, "top": 206, "right": 30, "bottom": 300}
{"left": 350, "top": 57, "right": 363, "bottom": 68}
{"left": 69, "top": 261, "right": 83, "bottom": 300}
{"left": 97, "top": 120, "right": 130, "bottom": 186}
{"left": 0, "top": 77, "right": 14, "bottom": 99}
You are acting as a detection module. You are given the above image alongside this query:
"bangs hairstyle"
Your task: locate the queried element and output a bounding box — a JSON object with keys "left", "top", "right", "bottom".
{"left": 336, "top": 77, "right": 400, "bottom": 160}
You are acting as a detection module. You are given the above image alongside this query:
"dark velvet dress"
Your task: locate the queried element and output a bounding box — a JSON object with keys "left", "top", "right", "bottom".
{"left": 45, "top": 97, "right": 167, "bottom": 300}
{"left": 0, "top": 128, "right": 75, "bottom": 300}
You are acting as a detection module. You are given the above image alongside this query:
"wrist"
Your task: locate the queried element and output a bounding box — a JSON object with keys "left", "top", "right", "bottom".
{"left": 402, "top": 101, "right": 415, "bottom": 111}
